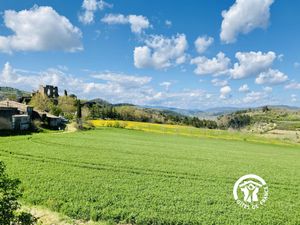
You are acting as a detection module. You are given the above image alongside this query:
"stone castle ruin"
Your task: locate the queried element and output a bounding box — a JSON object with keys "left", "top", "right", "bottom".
{"left": 38, "top": 85, "right": 59, "bottom": 98}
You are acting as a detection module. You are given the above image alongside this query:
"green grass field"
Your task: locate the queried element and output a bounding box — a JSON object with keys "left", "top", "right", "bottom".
{"left": 0, "top": 128, "right": 300, "bottom": 224}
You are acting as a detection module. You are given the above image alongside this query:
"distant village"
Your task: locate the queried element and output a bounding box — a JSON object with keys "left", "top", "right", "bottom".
{"left": 0, "top": 85, "right": 70, "bottom": 131}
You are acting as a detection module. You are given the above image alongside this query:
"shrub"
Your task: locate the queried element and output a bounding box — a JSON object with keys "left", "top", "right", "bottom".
{"left": 0, "top": 161, "right": 36, "bottom": 225}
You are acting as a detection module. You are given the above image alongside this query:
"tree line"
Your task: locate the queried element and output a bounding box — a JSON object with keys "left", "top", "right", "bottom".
{"left": 88, "top": 104, "right": 218, "bottom": 129}
{"left": 29, "top": 94, "right": 252, "bottom": 130}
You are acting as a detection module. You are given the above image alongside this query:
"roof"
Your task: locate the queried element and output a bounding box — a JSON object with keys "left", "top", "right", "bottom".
{"left": 0, "top": 100, "right": 61, "bottom": 119}
{"left": 0, "top": 106, "right": 18, "bottom": 111}
{"left": 34, "top": 109, "right": 60, "bottom": 119}
{"left": 0, "top": 100, "right": 32, "bottom": 112}
{"left": 12, "top": 114, "right": 30, "bottom": 118}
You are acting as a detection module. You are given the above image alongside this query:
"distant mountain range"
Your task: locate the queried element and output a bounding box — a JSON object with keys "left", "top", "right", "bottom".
{"left": 144, "top": 105, "right": 300, "bottom": 118}
{"left": 142, "top": 106, "right": 242, "bottom": 118}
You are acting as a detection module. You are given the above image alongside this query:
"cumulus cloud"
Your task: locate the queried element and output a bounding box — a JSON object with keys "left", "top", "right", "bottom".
{"left": 255, "top": 69, "right": 288, "bottom": 85}
{"left": 220, "top": 0, "right": 274, "bottom": 43}
{"left": 285, "top": 81, "right": 300, "bottom": 90}
{"left": 194, "top": 36, "right": 214, "bottom": 54}
{"left": 101, "top": 14, "right": 150, "bottom": 34}
{"left": 0, "top": 6, "right": 82, "bottom": 53}
{"left": 238, "top": 84, "right": 250, "bottom": 93}
{"left": 191, "top": 52, "right": 230, "bottom": 76}
{"left": 0, "top": 62, "right": 78, "bottom": 90}
{"left": 220, "top": 85, "right": 232, "bottom": 99}
{"left": 230, "top": 51, "right": 276, "bottom": 79}
{"left": 134, "top": 34, "right": 188, "bottom": 69}
{"left": 79, "top": 0, "right": 113, "bottom": 24}
{"left": 211, "top": 78, "right": 228, "bottom": 87}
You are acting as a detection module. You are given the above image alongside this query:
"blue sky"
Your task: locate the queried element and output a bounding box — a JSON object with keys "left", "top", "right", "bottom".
{"left": 0, "top": 0, "right": 299, "bottom": 109}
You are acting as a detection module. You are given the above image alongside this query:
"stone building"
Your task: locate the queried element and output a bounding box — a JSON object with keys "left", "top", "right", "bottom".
{"left": 38, "top": 85, "right": 59, "bottom": 98}
{"left": 0, "top": 107, "right": 19, "bottom": 130}
{"left": 12, "top": 115, "right": 31, "bottom": 130}
{"left": 0, "top": 101, "right": 33, "bottom": 131}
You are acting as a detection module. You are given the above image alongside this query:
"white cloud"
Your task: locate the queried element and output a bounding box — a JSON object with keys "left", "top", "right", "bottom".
{"left": 230, "top": 51, "right": 276, "bottom": 79}
{"left": 277, "top": 54, "right": 284, "bottom": 62}
{"left": 128, "top": 15, "right": 151, "bottom": 34}
{"left": 255, "top": 69, "right": 288, "bottom": 85}
{"left": 243, "top": 91, "right": 268, "bottom": 104}
{"left": 101, "top": 14, "right": 127, "bottom": 23}
{"left": 79, "top": 0, "right": 112, "bottom": 24}
{"left": 263, "top": 86, "right": 273, "bottom": 92}
{"left": 211, "top": 78, "right": 228, "bottom": 87}
{"left": 220, "top": 0, "right": 274, "bottom": 43}
{"left": 134, "top": 34, "right": 188, "bottom": 69}
{"left": 159, "top": 82, "right": 172, "bottom": 91}
{"left": 101, "top": 14, "right": 150, "bottom": 34}
{"left": 165, "top": 20, "right": 172, "bottom": 28}
{"left": 285, "top": 81, "right": 300, "bottom": 90}
{"left": 220, "top": 85, "right": 232, "bottom": 99}
{"left": 191, "top": 52, "right": 230, "bottom": 76}
{"left": 148, "top": 89, "right": 213, "bottom": 109}
{"left": 0, "top": 62, "right": 74, "bottom": 90}
{"left": 92, "top": 72, "right": 151, "bottom": 87}
{"left": 294, "top": 62, "right": 300, "bottom": 68}
{"left": 194, "top": 36, "right": 214, "bottom": 54}
{"left": 0, "top": 62, "right": 154, "bottom": 102}
{"left": 238, "top": 84, "right": 250, "bottom": 93}
{"left": 242, "top": 86, "right": 274, "bottom": 104}
{"left": 0, "top": 6, "right": 82, "bottom": 53}
{"left": 291, "top": 94, "right": 297, "bottom": 102}
{"left": 1, "top": 62, "right": 17, "bottom": 83}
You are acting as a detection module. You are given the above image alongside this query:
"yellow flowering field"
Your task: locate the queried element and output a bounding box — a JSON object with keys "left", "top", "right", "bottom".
{"left": 90, "top": 120, "right": 296, "bottom": 146}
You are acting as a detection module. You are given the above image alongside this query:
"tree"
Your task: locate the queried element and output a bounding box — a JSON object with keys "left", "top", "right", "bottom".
{"left": 29, "top": 93, "right": 53, "bottom": 112}
{"left": 50, "top": 105, "right": 63, "bottom": 116}
{"left": 228, "top": 114, "right": 251, "bottom": 129}
{"left": 0, "top": 161, "right": 36, "bottom": 225}
{"left": 262, "top": 105, "right": 270, "bottom": 113}
{"left": 57, "top": 96, "right": 76, "bottom": 120}
{"left": 76, "top": 100, "right": 82, "bottom": 119}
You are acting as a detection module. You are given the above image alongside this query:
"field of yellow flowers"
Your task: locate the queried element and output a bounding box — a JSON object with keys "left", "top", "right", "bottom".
{"left": 90, "top": 119, "right": 295, "bottom": 146}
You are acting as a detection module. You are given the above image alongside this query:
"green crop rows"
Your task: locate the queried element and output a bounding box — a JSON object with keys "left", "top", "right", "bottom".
{"left": 0, "top": 128, "right": 299, "bottom": 224}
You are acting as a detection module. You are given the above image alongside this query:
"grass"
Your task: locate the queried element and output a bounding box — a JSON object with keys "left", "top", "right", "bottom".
{"left": 276, "top": 121, "right": 300, "bottom": 131}
{"left": 0, "top": 126, "right": 300, "bottom": 224}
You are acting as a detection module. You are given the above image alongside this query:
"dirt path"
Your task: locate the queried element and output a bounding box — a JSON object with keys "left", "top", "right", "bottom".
{"left": 23, "top": 205, "right": 108, "bottom": 225}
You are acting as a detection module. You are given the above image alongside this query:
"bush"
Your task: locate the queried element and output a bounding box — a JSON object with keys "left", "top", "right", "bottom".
{"left": 31, "top": 120, "right": 42, "bottom": 132}
{"left": 0, "top": 161, "right": 36, "bottom": 225}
